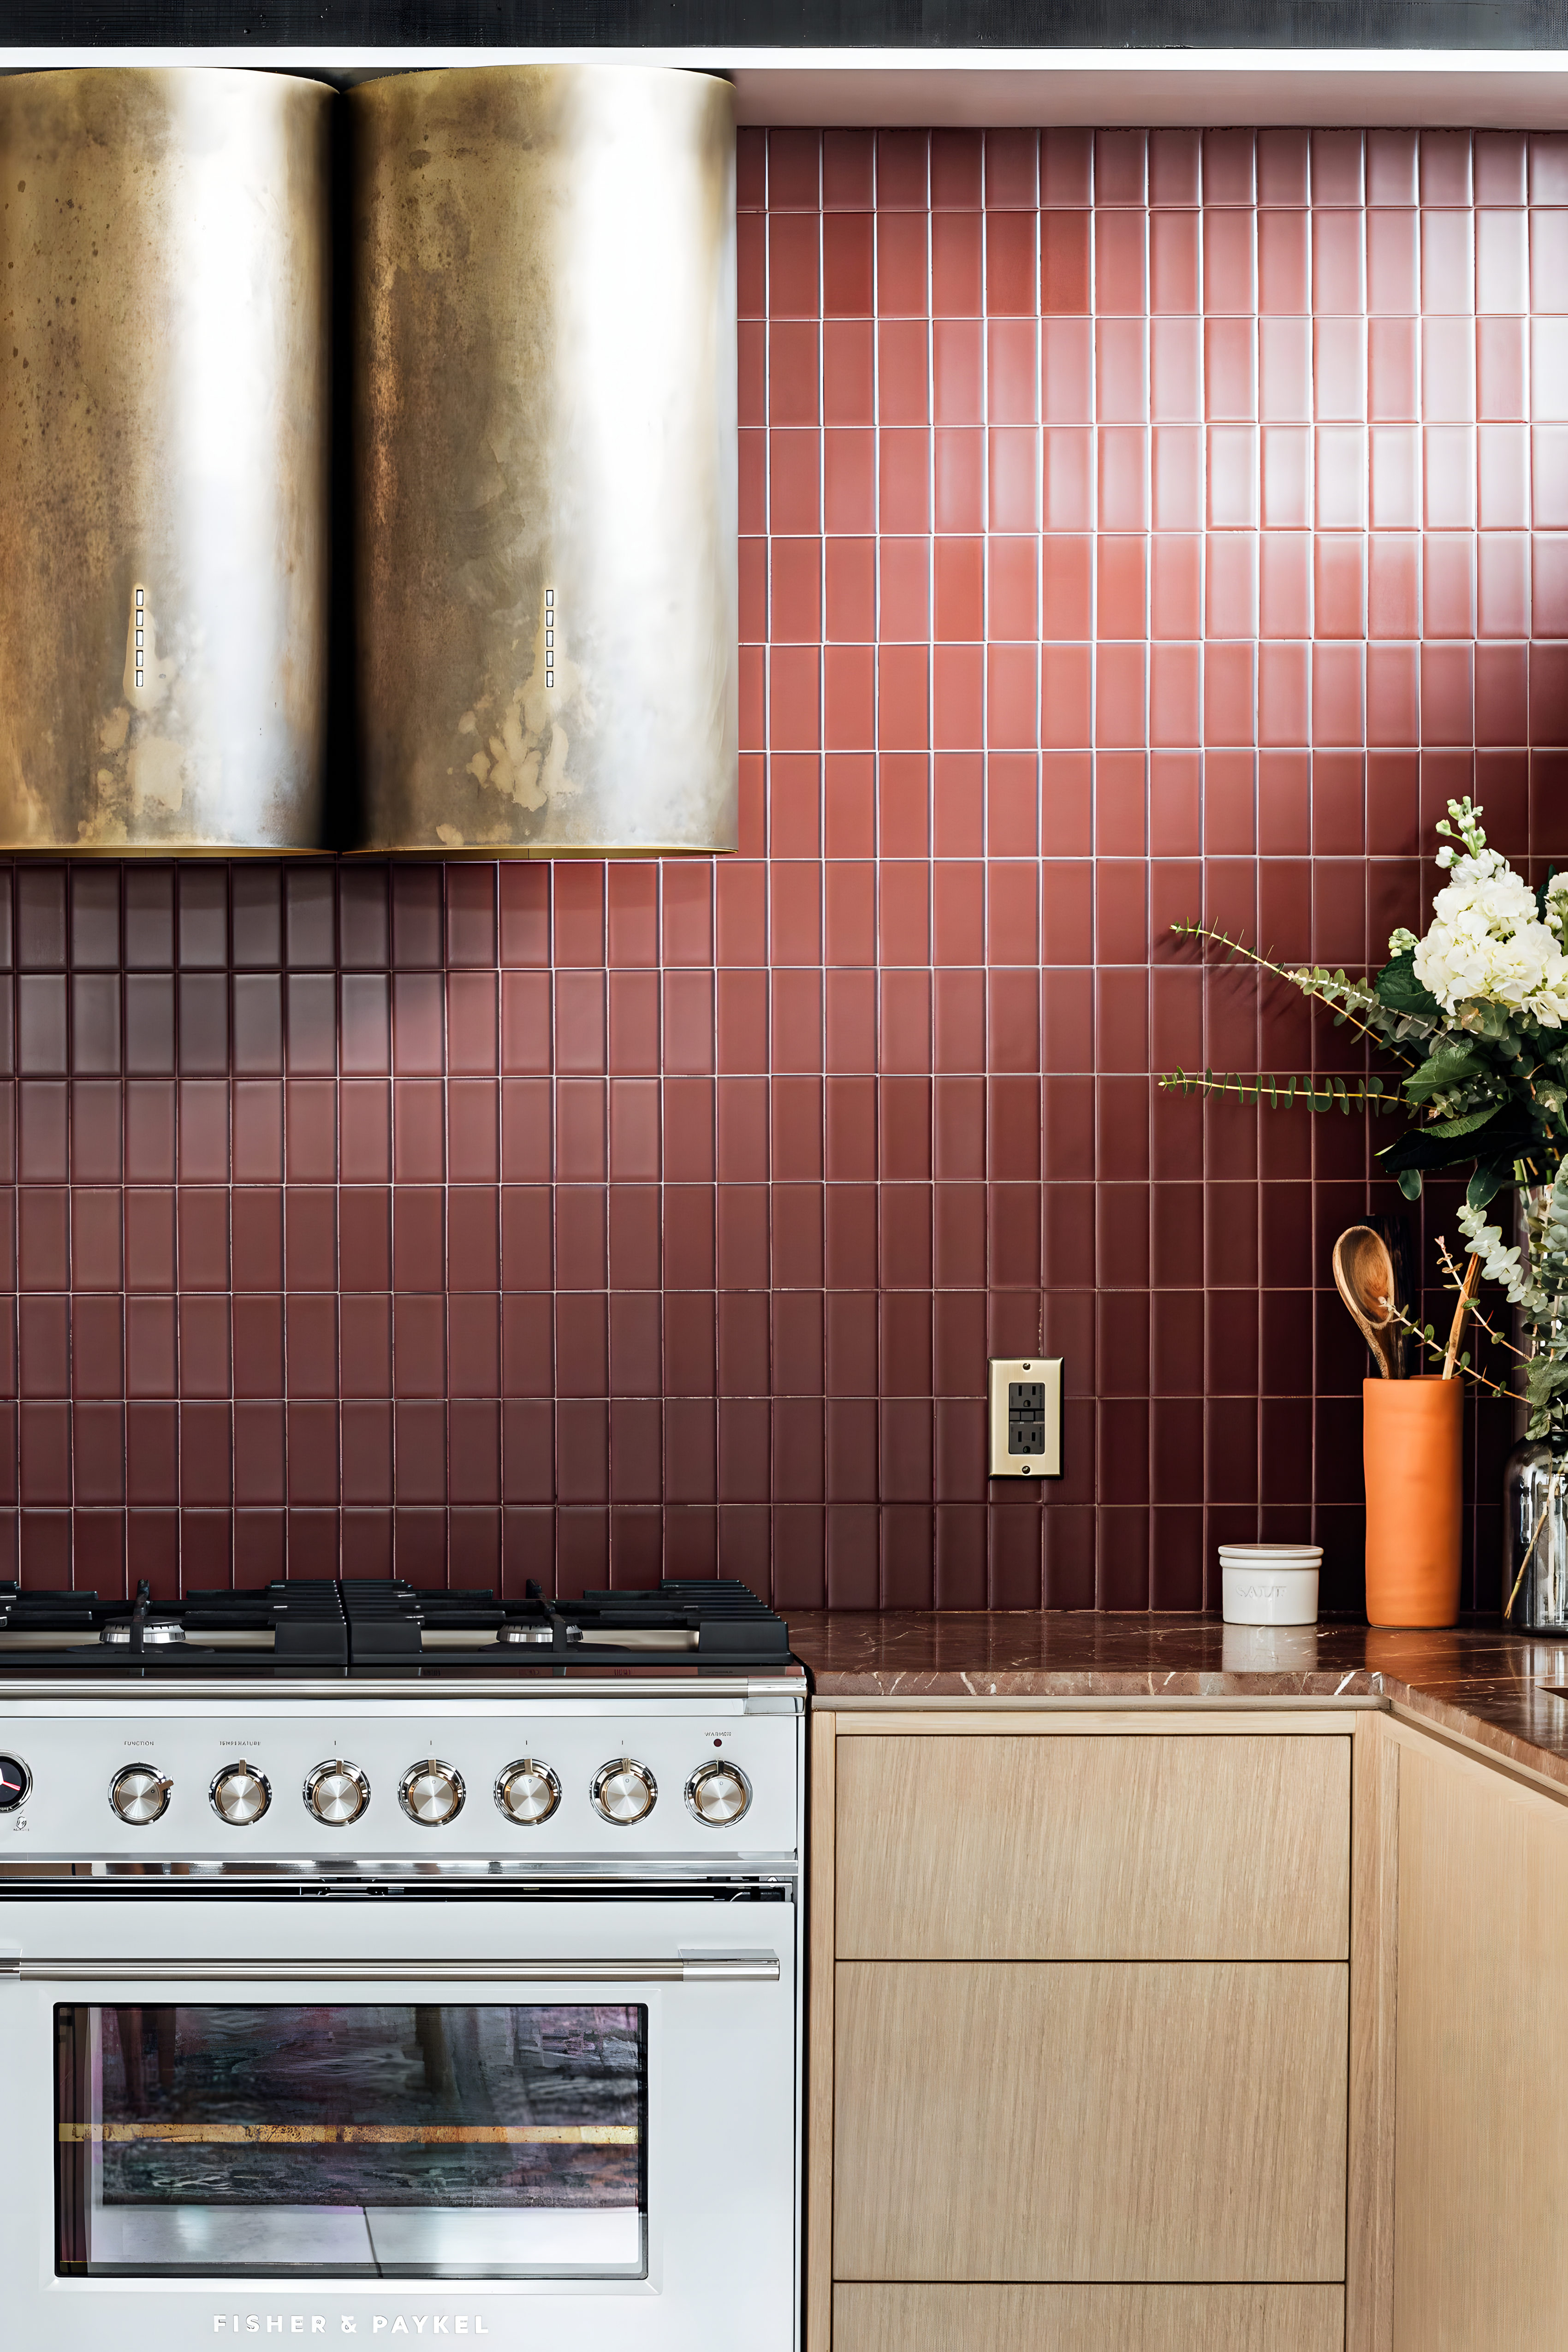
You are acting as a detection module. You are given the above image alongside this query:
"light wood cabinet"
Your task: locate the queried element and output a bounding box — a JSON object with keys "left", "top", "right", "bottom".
{"left": 809, "top": 1708, "right": 1360, "bottom": 2352}
{"left": 812, "top": 1693, "right": 1568, "bottom": 2352}
{"left": 834, "top": 1959, "right": 1347, "bottom": 2281}
{"left": 832, "top": 2284, "right": 1346, "bottom": 2352}
{"left": 1384, "top": 1716, "right": 1568, "bottom": 2349}
{"left": 835, "top": 1731, "right": 1349, "bottom": 1960}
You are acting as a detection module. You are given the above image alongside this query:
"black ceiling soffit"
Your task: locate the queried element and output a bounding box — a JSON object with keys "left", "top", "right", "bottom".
{"left": 3, "top": 0, "right": 1568, "bottom": 54}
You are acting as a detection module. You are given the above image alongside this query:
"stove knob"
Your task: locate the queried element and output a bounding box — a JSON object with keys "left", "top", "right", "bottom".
{"left": 109, "top": 1763, "right": 168, "bottom": 1825}
{"left": 495, "top": 1758, "right": 561, "bottom": 1826}
{"left": 399, "top": 1759, "right": 465, "bottom": 1827}
{"left": 685, "top": 1759, "right": 753, "bottom": 1828}
{"left": 209, "top": 1762, "right": 271, "bottom": 1827}
{"left": 0, "top": 1755, "right": 30, "bottom": 1813}
{"left": 592, "top": 1758, "right": 657, "bottom": 1826}
{"left": 304, "top": 1760, "right": 370, "bottom": 1828}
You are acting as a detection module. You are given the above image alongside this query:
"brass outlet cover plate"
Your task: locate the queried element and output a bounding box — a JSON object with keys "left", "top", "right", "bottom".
{"left": 988, "top": 1358, "right": 1063, "bottom": 1479}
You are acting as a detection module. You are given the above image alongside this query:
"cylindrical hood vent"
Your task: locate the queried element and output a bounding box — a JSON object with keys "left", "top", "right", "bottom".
{"left": 350, "top": 65, "right": 738, "bottom": 858}
{"left": 0, "top": 70, "right": 332, "bottom": 853}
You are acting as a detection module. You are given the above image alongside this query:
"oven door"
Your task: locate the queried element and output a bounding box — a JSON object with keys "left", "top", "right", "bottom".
{"left": 0, "top": 1895, "right": 798, "bottom": 2352}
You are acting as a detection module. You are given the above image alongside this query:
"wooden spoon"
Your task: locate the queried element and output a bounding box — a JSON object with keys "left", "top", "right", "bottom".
{"left": 1363, "top": 1212, "right": 1413, "bottom": 1378}
{"left": 1332, "top": 1225, "right": 1401, "bottom": 1379}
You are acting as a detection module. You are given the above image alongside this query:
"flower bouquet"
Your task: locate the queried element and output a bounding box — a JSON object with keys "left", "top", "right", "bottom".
{"left": 1164, "top": 796, "right": 1568, "bottom": 1623}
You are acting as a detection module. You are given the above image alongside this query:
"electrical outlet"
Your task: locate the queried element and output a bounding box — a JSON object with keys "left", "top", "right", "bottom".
{"left": 988, "top": 1358, "right": 1063, "bottom": 1479}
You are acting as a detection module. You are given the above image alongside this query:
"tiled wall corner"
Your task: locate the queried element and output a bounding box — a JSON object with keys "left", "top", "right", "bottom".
{"left": 3, "top": 121, "right": 1560, "bottom": 1610}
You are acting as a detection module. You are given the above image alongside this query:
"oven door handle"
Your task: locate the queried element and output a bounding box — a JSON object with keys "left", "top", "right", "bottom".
{"left": 0, "top": 1951, "right": 778, "bottom": 1985}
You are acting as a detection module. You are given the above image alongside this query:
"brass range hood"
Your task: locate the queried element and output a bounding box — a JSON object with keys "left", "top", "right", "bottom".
{"left": 0, "top": 63, "right": 739, "bottom": 861}
{"left": 351, "top": 66, "right": 739, "bottom": 858}
{"left": 0, "top": 69, "right": 332, "bottom": 854}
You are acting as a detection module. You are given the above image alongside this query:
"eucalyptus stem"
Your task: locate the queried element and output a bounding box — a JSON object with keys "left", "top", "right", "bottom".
{"left": 1433, "top": 1239, "right": 1530, "bottom": 1363}
{"left": 1388, "top": 1305, "right": 1516, "bottom": 1403}
{"left": 1168, "top": 920, "right": 1427, "bottom": 1066}
{"left": 1158, "top": 1068, "right": 1398, "bottom": 1113}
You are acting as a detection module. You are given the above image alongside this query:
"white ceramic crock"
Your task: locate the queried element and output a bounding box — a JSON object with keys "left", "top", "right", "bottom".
{"left": 1219, "top": 1543, "right": 1323, "bottom": 1626}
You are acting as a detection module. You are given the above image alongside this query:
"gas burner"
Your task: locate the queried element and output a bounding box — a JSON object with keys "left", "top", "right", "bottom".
{"left": 339, "top": 1577, "right": 789, "bottom": 1669}
{"left": 0, "top": 1579, "right": 349, "bottom": 1669}
{"left": 0, "top": 1577, "right": 793, "bottom": 1677}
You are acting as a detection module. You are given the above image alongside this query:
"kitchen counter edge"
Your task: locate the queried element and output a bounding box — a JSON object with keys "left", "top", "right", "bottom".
{"left": 787, "top": 1611, "right": 1568, "bottom": 1800}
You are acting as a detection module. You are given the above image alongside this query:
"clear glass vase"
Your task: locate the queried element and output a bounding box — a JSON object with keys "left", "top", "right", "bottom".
{"left": 1503, "top": 1186, "right": 1568, "bottom": 1629}
{"left": 1503, "top": 1439, "right": 1568, "bottom": 1630}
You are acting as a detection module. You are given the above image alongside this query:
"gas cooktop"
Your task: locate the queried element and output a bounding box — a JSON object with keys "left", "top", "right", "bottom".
{"left": 0, "top": 1576, "right": 796, "bottom": 1676}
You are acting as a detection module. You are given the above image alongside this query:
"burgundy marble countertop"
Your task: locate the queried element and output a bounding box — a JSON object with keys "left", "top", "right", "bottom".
{"left": 786, "top": 1611, "right": 1568, "bottom": 1795}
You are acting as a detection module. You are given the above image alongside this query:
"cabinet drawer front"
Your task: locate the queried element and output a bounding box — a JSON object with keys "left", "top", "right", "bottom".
{"left": 833, "top": 1961, "right": 1347, "bottom": 2283}
{"left": 834, "top": 2284, "right": 1346, "bottom": 2352}
{"left": 835, "top": 1734, "right": 1349, "bottom": 1959}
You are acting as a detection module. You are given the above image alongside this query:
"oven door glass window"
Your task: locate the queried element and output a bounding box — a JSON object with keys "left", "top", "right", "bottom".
{"left": 55, "top": 2003, "right": 647, "bottom": 2279}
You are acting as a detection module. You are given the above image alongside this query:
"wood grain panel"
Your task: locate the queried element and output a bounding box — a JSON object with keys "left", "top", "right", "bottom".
{"left": 824, "top": 1709, "right": 1360, "bottom": 1735}
{"left": 833, "top": 1960, "right": 1348, "bottom": 2282}
{"left": 834, "top": 2283, "right": 1346, "bottom": 2352}
{"left": 807, "top": 1710, "right": 836, "bottom": 2352}
{"left": 835, "top": 1734, "right": 1349, "bottom": 1960}
{"left": 1393, "top": 1730, "right": 1568, "bottom": 2349}
{"left": 1347, "top": 1711, "right": 1397, "bottom": 2352}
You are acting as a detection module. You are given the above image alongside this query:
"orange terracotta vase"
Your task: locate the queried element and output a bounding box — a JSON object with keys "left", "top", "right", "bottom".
{"left": 1362, "top": 1375, "right": 1463, "bottom": 1628}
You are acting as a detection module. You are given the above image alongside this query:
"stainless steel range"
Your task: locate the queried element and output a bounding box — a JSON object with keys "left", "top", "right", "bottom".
{"left": 0, "top": 1578, "right": 804, "bottom": 2352}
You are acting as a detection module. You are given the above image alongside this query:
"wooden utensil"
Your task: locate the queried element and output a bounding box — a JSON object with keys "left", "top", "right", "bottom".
{"left": 1443, "top": 1250, "right": 1483, "bottom": 1378}
{"left": 1364, "top": 1212, "right": 1414, "bottom": 1378}
{"left": 1333, "top": 1225, "right": 1401, "bottom": 1379}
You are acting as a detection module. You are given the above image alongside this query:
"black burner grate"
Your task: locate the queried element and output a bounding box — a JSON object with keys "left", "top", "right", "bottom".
{"left": 0, "top": 1577, "right": 790, "bottom": 1675}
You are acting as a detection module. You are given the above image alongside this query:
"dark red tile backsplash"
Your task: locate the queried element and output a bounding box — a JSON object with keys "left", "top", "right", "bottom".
{"left": 2, "top": 123, "right": 1562, "bottom": 1610}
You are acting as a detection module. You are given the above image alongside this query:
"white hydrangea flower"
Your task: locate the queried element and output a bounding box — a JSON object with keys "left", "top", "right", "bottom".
{"left": 1396, "top": 800, "right": 1568, "bottom": 1026}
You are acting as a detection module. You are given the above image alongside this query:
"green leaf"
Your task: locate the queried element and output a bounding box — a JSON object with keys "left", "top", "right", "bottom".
{"left": 1374, "top": 949, "right": 1442, "bottom": 1021}
{"left": 1526, "top": 1358, "right": 1568, "bottom": 1408}
{"left": 1467, "top": 1159, "right": 1514, "bottom": 1210}
{"left": 1398, "top": 1168, "right": 1424, "bottom": 1200}
{"left": 1379, "top": 1101, "right": 1540, "bottom": 1177}
{"left": 1401, "top": 1046, "right": 1488, "bottom": 1101}
{"left": 1425, "top": 1104, "right": 1503, "bottom": 1140}
{"left": 1379, "top": 1127, "right": 1481, "bottom": 1172}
